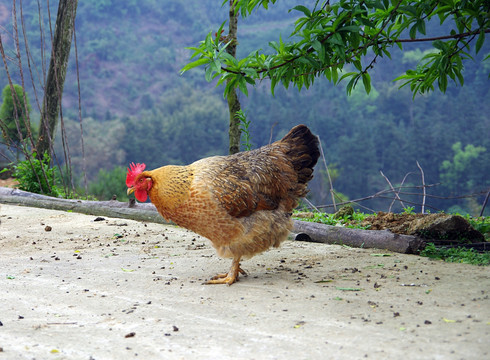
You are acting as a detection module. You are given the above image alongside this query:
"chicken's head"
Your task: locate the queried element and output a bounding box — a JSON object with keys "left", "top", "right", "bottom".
{"left": 126, "top": 162, "right": 152, "bottom": 202}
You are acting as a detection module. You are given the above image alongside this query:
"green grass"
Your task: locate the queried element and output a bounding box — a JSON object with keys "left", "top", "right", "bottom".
{"left": 420, "top": 243, "right": 489, "bottom": 266}
{"left": 292, "top": 209, "right": 372, "bottom": 229}
{"left": 466, "top": 216, "right": 490, "bottom": 241}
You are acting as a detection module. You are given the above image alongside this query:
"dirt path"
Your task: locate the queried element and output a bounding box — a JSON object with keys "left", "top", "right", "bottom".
{"left": 1, "top": 204, "right": 489, "bottom": 359}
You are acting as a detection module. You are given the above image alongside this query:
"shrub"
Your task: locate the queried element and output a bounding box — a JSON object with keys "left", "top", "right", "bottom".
{"left": 10, "top": 153, "right": 63, "bottom": 197}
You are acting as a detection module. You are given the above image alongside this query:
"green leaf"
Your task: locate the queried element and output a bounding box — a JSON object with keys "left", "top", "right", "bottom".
{"left": 224, "top": 77, "right": 238, "bottom": 98}
{"left": 180, "top": 58, "right": 209, "bottom": 74}
{"left": 331, "top": 66, "right": 339, "bottom": 84}
{"left": 443, "top": 317, "right": 456, "bottom": 323}
{"left": 416, "top": 19, "right": 426, "bottom": 35}
{"left": 244, "top": 76, "right": 256, "bottom": 85}
{"left": 292, "top": 5, "right": 311, "bottom": 17}
{"left": 205, "top": 65, "right": 214, "bottom": 82}
{"left": 438, "top": 74, "right": 448, "bottom": 92}
{"left": 336, "top": 287, "right": 363, "bottom": 291}
{"left": 324, "top": 67, "right": 331, "bottom": 81}
{"left": 211, "top": 59, "right": 222, "bottom": 73}
{"left": 214, "top": 21, "right": 227, "bottom": 46}
{"left": 353, "top": 60, "right": 362, "bottom": 71}
{"left": 327, "top": 33, "right": 344, "bottom": 46}
{"left": 220, "top": 52, "right": 238, "bottom": 66}
{"left": 455, "top": 69, "right": 464, "bottom": 86}
{"left": 185, "top": 46, "right": 210, "bottom": 59}
{"left": 362, "top": 72, "right": 371, "bottom": 94}
{"left": 338, "top": 25, "right": 361, "bottom": 33}
{"left": 409, "top": 24, "right": 417, "bottom": 39}
{"left": 382, "top": 48, "right": 392, "bottom": 59}
{"left": 475, "top": 30, "right": 485, "bottom": 54}
{"left": 278, "top": 34, "right": 286, "bottom": 54}
{"left": 338, "top": 71, "right": 358, "bottom": 83}
{"left": 311, "top": 39, "right": 323, "bottom": 58}
{"left": 359, "top": 17, "right": 375, "bottom": 28}
{"left": 237, "top": 76, "right": 249, "bottom": 96}
{"left": 269, "top": 41, "right": 280, "bottom": 52}
{"left": 433, "top": 40, "right": 447, "bottom": 51}
{"left": 346, "top": 75, "right": 358, "bottom": 95}
{"left": 270, "top": 76, "right": 278, "bottom": 96}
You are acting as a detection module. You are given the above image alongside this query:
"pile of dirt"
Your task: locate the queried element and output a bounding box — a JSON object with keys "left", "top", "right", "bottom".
{"left": 359, "top": 212, "right": 485, "bottom": 243}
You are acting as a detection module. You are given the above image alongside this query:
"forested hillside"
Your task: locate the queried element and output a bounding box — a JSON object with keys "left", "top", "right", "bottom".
{"left": 0, "top": 0, "right": 488, "bottom": 214}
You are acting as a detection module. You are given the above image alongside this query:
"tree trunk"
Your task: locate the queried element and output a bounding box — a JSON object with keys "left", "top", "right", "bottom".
{"left": 36, "top": 0, "right": 78, "bottom": 157}
{"left": 227, "top": 0, "right": 241, "bottom": 154}
{"left": 227, "top": 85, "right": 241, "bottom": 154}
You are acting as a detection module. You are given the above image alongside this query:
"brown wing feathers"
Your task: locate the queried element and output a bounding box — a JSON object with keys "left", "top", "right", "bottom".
{"left": 210, "top": 124, "right": 319, "bottom": 218}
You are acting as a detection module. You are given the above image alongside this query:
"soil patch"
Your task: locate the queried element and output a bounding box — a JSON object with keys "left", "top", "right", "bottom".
{"left": 0, "top": 178, "right": 18, "bottom": 188}
{"left": 358, "top": 212, "right": 485, "bottom": 244}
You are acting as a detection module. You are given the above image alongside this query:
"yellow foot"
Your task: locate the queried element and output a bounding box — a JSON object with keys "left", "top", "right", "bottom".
{"left": 205, "top": 261, "right": 246, "bottom": 286}
{"left": 206, "top": 274, "right": 238, "bottom": 285}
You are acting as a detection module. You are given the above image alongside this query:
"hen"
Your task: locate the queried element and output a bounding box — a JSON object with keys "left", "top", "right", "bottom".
{"left": 126, "top": 124, "right": 320, "bottom": 285}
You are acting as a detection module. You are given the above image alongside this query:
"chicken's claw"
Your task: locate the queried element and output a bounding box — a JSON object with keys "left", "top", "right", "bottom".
{"left": 205, "top": 258, "right": 246, "bottom": 286}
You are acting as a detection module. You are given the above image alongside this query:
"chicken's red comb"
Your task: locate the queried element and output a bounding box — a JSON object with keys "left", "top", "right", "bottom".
{"left": 126, "top": 162, "right": 146, "bottom": 187}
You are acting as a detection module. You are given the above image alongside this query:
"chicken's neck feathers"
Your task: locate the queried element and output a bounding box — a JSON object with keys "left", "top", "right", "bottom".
{"left": 145, "top": 165, "right": 194, "bottom": 213}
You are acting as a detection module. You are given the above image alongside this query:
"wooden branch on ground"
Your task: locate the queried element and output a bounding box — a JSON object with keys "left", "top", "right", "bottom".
{"left": 1, "top": 187, "right": 425, "bottom": 254}
{"left": 0, "top": 187, "right": 168, "bottom": 225}
{"left": 293, "top": 220, "right": 425, "bottom": 254}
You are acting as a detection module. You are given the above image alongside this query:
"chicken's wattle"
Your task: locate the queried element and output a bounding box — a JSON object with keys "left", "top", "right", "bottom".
{"left": 135, "top": 189, "right": 148, "bottom": 202}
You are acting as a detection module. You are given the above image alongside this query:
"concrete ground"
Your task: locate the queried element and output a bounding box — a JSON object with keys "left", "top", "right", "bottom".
{"left": 0, "top": 204, "right": 489, "bottom": 359}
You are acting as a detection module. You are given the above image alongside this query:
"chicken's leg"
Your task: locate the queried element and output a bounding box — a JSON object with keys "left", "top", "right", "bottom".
{"left": 206, "top": 257, "right": 246, "bottom": 285}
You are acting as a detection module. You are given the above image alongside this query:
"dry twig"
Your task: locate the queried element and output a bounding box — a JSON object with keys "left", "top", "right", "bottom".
{"left": 416, "top": 161, "right": 426, "bottom": 214}
{"left": 380, "top": 170, "right": 405, "bottom": 211}
{"left": 317, "top": 135, "right": 337, "bottom": 212}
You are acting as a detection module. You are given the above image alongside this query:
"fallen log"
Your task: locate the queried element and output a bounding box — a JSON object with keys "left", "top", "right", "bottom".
{"left": 293, "top": 220, "right": 426, "bottom": 254}
{"left": 1, "top": 187, "right": 425, "bottom": 254}
{"left": 0, "top": 187, "right": 169, "bottom": 225}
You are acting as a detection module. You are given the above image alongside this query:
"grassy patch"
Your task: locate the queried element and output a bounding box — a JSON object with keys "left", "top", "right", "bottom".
{"left": 292, "top": 210, "right": 371, "bottom": 229}
{"left": 420, "top": 243, "right": 490, "bottom": 266}
{"left": 466, "top": 216, "right": 490, "bottom": 241}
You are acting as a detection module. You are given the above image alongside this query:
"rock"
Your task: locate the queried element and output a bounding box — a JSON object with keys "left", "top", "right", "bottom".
{"left": 408, "top": 214, "right": 484, "bottom": 243}
{"left": 333, "top": 205, "right": 354, "bottom": 220}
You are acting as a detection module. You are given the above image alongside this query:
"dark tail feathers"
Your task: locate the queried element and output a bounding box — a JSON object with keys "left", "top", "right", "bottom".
{"left": 281, "top": 124, "right": 320, "bottom": 185}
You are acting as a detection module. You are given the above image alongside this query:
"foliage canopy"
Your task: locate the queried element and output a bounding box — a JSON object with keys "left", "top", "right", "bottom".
{"left": 183, "top": 0, "right": 490, "bottom": 98}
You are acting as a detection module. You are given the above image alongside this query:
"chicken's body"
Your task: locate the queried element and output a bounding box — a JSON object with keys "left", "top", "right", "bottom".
{"left": 127, "top": 125, "right": 319, "bottom": 284}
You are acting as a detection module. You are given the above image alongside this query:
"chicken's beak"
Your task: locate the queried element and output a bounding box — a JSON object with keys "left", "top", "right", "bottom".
{"left": 127, "top": 187, "right": 135, "bottom": 196}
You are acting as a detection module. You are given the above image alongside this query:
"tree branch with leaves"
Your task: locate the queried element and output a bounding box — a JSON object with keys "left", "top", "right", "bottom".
{"left": 182, "top": 0, "right": 489, "bottom": 98}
